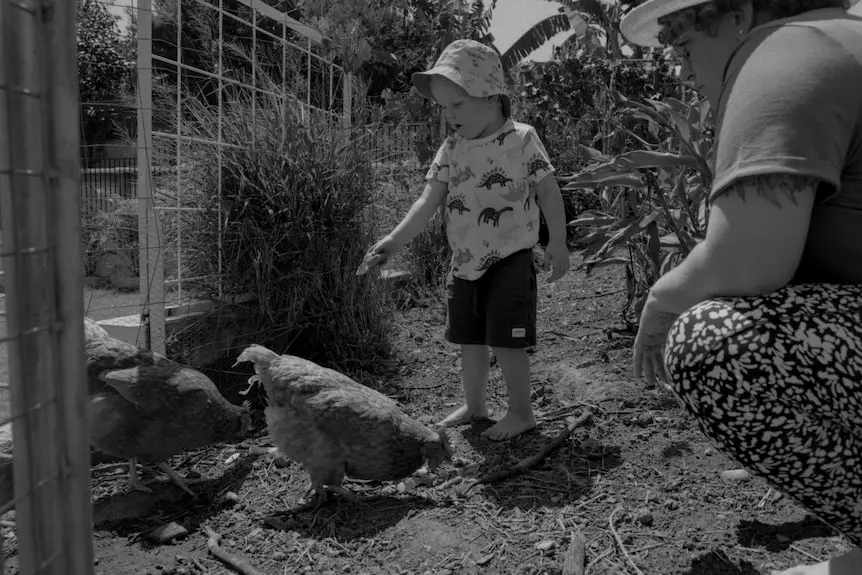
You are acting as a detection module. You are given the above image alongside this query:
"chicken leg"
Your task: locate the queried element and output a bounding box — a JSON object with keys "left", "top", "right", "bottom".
{"left": 304, "top": 463, "right": 362, "bottom": 507}
{"left": 156, "top": 462, "right": 199, "bottom": 498}
{"left": 126, "top": 457, "right": 153, "bottom": 494}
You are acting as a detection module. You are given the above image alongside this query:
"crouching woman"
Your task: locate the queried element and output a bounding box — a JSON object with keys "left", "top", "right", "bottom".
{"left": 619, "top": 0, "right": 862, "bottom": 573}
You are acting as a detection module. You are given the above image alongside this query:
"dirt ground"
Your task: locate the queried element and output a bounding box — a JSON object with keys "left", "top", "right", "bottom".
{"left": 1, "top": 259, "right": 853, "bottom": 575}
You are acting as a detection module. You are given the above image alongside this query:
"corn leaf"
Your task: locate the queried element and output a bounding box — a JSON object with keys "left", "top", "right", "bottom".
{"left": 578, "top": 144, "right": 610, "bottom": 163}
{"left": 568, "top": 215, "right": 617, "bottom": 227}
{"left": 564, "top": 172, "right": 644, "bottom": 188}
{"left": 590, "top": 211, "right": 661, "bottom": 262}
{"left": 612, "top": 150, "right": 699, "bottom": 170}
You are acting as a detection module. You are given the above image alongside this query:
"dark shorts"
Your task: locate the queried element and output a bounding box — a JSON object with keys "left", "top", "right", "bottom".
{"left": 445, "top": 249, "right": 537, "bottom": 348}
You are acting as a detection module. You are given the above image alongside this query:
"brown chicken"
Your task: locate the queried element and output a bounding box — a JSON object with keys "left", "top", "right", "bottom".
{"left": 85, "top": 318, "right": 251, "bottom": 496}
{"left": 233, "top": 344, "right": 452, "bottom": 503}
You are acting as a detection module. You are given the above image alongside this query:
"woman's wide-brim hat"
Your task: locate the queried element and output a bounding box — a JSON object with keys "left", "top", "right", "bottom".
{"left": 620, "top": 0, "right": 712, "bottom": 47}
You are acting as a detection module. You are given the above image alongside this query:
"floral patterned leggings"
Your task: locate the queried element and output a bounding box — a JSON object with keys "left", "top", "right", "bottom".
{"left": 664, "top": 283, "right": 862, "bottom": 547}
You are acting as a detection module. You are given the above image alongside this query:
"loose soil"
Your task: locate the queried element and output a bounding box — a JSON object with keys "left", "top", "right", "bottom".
{"left": 1, "top": 259, "right": 852, "bottom": 575}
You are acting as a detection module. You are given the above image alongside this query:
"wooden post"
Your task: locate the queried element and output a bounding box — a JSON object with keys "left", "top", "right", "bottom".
{"left": 1, "top": 0, "right": 63, "bottom": 573}
{"left": 47, "top": 0, "right": 96, "bottom": 572}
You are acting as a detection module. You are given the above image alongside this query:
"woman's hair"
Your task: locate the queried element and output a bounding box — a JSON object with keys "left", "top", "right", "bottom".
{"left": 657, "top": 0, "right": 849, "bottom": 44}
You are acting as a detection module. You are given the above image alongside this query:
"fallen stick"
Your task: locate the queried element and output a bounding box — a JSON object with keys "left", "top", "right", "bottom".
{"left": 202, "top": 525, "right": 267, "bottom": 575}
{"left": 609, "top": 507, "right": 644, "bottom": 575}
{"left": 563, "top": 530, "right": 587, "bottom": 575}
{"left": 464, "top": 411, "right": 592, "bottom": 493}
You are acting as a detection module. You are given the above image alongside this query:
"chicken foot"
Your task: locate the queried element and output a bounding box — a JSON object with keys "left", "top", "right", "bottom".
{"left": 304, "top": 464, "right": 363, "bottom": 508}
{"left": 157, "top": 462, "right": 200, "bottom": 498}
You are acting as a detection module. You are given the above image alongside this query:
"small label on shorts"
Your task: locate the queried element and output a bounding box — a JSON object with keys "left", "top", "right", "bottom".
{"left": 512, "top": 327, "right": 526, "bottom": 338}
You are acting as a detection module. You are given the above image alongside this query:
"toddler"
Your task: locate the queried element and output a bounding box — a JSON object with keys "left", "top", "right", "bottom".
{"left": 359, "top": 39, "right": 569, "bottom": 440}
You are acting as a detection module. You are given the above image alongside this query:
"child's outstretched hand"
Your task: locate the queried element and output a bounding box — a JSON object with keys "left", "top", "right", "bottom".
{"left": 542, "top": 239, "right": 570, "bottom": 282}
{"left": 356, "top": 235, "right": 397, "bottom": 276}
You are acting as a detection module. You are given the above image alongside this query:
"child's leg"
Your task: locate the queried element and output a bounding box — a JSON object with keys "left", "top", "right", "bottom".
{"left": 485, "top": 346, "right": 535, "bottom": 440}
{"left": 438, "top": 344, "right": 491, "bottom": 427}
{"left": 438, "top": 275, "right": 491, "bottom": 427}
{"left": 484, "top": 249, "right": 539, "bottom": 441}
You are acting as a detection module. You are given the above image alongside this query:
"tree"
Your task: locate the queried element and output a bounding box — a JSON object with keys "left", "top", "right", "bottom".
{"left": 500, "top": 0, "right": 644, "bottom": 70}
{"left": 77, "top": 0, "right": 136, "bottom": 158}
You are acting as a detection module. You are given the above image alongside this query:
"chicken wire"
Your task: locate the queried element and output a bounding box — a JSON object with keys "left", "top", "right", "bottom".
{"left": 0, "top": 0, "right": 96, "bottom": 573}
{"left": 136, "top": 0, "right": 350, "bottom": 355}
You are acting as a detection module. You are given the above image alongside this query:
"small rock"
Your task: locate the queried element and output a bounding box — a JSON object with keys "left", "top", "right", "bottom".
{"left": 776, "top": 534, "right": 790, "bottom": 543}
{"left": 578, "top": 437, "right": 602, "bottom": 459}
{"left": 704, "top": 447, "right": 715, "bottom": 456}
{"left": 637, "top": 412, "right": 654, "bottom": 427}
{"left": 397, "top": 478, "right": 416, "bottom": 493}
{"left": 224, "top": 491, "right": 240, "bottom": 503}
{"left": 635, "top": 508, "right": 654, "bottom": 526}
{"left": 272, "top": 551, "right": 286, "bottom": 561}
{"left": 720, "top": 469, "right": 752, "bottom": 481}
{"left": 147, "top": 522, "right": 188, "bottom": 544}
{"left": 535, "top": 539, "right": 555, "bottom": 551}
{"left": 664, "top": 499, "right": 679, "bottom": 510}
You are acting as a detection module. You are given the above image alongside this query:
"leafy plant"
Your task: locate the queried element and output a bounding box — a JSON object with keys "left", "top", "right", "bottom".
{"left": 562, "top": 94, "right": 714, "bottom": 325}
{"left": 150, "top": 36, "right": 396, "bottom": 374}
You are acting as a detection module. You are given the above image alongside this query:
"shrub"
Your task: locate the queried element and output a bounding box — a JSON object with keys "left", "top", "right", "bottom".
{"left": 152, "top": 57, "right": 396, "bottom": 374}
{"left": 81, "top": 197, "right": 139, "bottom": 286}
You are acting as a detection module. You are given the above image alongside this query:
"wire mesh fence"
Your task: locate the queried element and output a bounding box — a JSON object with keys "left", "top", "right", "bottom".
{"left": 0, "top": 0, "right": 95, "bottom": 573}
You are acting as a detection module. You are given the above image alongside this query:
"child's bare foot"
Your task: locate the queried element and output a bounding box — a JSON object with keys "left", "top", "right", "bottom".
{"left": 482, "top": 411, "right": 536, "bottom": 441}
{"left": 770, "top": 548, "right": 862, "bottom": 575}
{"left": 437, "top": 404, "right": 490, "bottom": 428}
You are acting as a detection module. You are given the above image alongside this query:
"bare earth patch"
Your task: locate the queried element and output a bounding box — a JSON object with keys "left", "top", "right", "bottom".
{"left": 0, "top": 261, "right": 853, "bottom": 575}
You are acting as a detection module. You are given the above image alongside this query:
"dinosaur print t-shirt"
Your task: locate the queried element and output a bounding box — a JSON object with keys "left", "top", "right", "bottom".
{"left": 425, "top": 119, "right": 555, "bottom": 281}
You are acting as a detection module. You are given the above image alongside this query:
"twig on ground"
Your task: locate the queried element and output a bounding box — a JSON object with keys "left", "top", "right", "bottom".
{"left": 563, "top": 530, "right": 587, "bottom": 575}
{"left": 790, "top": 544, "right": 822, "bottom": 563}
{"left": 584, "top": 544, "right": 614, "bottom": 575}
{"left": 609, "top": 507, "right": 645, "bottom": 575}
{"left": 202, "top": 524, "right": 266, "bottom": 575}
{"left": 567, "top": 288, "right": 626, "bottom": 301}
{"left": 756, "top": 487, "right": 773, "bottom": 509}
{"left": 464, "top": 411, "right": 592, "bottom": 494}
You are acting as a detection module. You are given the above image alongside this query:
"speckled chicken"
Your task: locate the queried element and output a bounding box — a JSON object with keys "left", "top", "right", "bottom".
{"left": 85, "top": 318, "right": 251, "bottom": 496}
{"left": 233, "top": 344, "right": 452, "bottom": 502}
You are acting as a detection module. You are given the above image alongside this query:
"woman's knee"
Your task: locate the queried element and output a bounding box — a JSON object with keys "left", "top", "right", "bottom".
{"left": 662, "top": 300, "right": 720, "bottom": 398}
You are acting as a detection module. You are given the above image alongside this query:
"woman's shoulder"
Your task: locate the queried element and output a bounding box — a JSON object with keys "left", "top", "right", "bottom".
{"left": 734, "top": 8, "right": 862, "bottom": 67}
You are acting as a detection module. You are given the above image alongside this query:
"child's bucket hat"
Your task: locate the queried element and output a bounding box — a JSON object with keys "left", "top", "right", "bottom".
{"left": 412, "top": 39, "right": 511, "bottom": 117}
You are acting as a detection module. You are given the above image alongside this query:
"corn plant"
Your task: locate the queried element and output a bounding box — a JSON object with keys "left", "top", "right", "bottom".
{"left": 561, "top": 93, "right": 714, "bottom": 326}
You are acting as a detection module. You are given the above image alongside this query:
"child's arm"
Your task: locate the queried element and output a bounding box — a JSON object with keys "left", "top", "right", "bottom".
{"left": 387, "top": 179, "right": 448, "bottom": 249}
{"left": 357, "top": 179, "right": 448, "bottom": 275}
{"left": 535, "top": 174, "right": 566, "bottom": 243}
{"left": 535, "top": 174, "right": 571, "bottom": 282}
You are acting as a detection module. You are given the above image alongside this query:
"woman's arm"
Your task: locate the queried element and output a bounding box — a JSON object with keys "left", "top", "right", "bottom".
{"left": 647, "top": 174, "right": 818, "bottom": 315}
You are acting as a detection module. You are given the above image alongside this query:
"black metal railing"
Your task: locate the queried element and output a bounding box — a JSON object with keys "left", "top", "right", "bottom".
{"left": 80, "top": 157, "right": 138, "bottom": 214}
